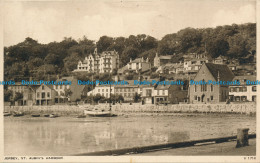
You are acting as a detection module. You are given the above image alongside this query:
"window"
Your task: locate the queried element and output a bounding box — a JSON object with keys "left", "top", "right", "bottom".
{"left": 162, "top": 90, "right": 165, "bottom": 95}
{"left": 230, "top": 87, "right": 233, "bottom": 92}
{"left": 47, "top": 92, "right": 50, "bottom": 98}
{"left": 236, "top": 87, "right": 240, "bottom": 92}
{"left": 242, "top": 87, "right": 247, "bottom": 92}
{"left": 42, "top": 93, "right": 45, "bottom": 98}
{"left": 194, "top": 85, "right": 197, "bottom": 92}
{"left": 252, "top": 86, "right": 256, "bottom": 92}
{"left": 37, "top": 92, "right": 40, "bottom": 98}
{"left": 102, "top": 89, "right": 104, "bottom": 92}
{"left": 98, "top": 89, "right": 100, "bottom": 92}
{"left": 157, "top": 90, "right": 159, "bottom": 95}
{"left": 241, "top": 96, "right": 247, "bottom": 102}
{"left": 211, "top": 96, "right": 213, "bottom": 100}
{"left": 42, "top": 86, "right": 45, "bottom": 90}
{"left": 211, "top": 85, "right": 213, "bottom": 92}
{"left": 106, "top": 89, "right": 108, "bottom": 92}
{"left": 252, "top": 96, "right": 256, "bottom": 102}
{"left": 198, "top": 97, "right": 200, "bottom": 101}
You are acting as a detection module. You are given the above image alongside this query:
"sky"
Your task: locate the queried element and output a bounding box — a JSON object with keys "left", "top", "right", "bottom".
{"left": 3, "top": 0, "right": 256, "bottom": 46}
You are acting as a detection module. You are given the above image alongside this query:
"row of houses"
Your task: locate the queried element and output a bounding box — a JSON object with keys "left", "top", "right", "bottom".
{"left": 6, "top": 63, "right": 257, "bottom": 106}
{"left": 87, "top": 80, "right": 188, "bottom": 104}
{"left": 88, "top": 63, "right": 257, "bottom": 104}
{"left": 7, "top": 77, "right": 86, "bottom": 106}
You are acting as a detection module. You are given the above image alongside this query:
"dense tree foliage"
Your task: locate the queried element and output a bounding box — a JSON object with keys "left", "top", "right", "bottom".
{"left": 4, "top": 23, "right": 256, "bottom": 81}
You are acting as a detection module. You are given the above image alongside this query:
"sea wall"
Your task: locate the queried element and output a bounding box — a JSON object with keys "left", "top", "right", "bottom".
{"left": 4, "top": 103, "right": 256, "bottom": 115}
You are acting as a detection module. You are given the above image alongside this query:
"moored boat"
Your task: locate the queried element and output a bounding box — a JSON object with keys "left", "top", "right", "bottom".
{"left": 13, "top": 111, "right": 24, "bottom": 117}
{"left": 31, "top": 114, "right": 40, "bottom": 117}
{"left": 4, "top": 112, "right": 12, "bottom": 117}
{"left": 84, "top": 109, "right": 115, "bottom": 117}
{"left": 49, "top": 114, "right": 59, "bottom": 118}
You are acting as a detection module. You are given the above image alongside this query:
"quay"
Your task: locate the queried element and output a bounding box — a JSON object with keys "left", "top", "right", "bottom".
{"left": 74, "top": 133, "right": 256, "bottom": 156}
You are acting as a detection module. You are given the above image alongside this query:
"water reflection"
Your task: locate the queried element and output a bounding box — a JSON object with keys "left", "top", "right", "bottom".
{"left": 4, "top": 115, "right": 256, "bottom": 156}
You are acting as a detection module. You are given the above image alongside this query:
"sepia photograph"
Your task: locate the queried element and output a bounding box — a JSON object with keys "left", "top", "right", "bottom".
{"left": 0, "top": 0, "right": 258, "bottom": 162}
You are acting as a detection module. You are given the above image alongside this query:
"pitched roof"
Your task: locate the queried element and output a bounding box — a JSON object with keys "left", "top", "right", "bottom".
{"left": 159, "top": 55, "right": 172, "bottom": 60}
{"left": 130, "top": 58, "right": 147, "bottom": 63}
{"left": 118, "top": 65, "right": 128, "bottom": 73}
{"left": 205, "top": 63, "right": 234, "bottom": 81}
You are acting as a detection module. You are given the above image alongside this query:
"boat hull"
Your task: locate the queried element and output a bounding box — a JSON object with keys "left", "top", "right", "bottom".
{"left": 84, "top": 110, "right": 115, "bottom": 117}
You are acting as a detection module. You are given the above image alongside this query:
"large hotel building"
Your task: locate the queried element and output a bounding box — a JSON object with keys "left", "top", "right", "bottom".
{"left": 74, "top": 48, "right": 120, "bottom": 73}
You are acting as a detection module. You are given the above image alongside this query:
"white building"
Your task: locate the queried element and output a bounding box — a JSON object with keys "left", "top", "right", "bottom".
{"left": 127, "top": 57, "right": 151, "bottom": 72}
{"left": 74, "top": 48, "right": 119, "bottom": 73}
{"left": 229, "top": 76, "right": 257, "bottom": 102}
{"left": 87, "top": 85, "right": 115, "bottom": 98}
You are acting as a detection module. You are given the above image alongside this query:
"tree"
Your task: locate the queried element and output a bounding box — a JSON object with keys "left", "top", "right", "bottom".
{"left": 65, "top": 88, "right": 73, "bottom": 99}
{"left": 63, "top": 52, "right": 82, "bottom": 73}
{"left": 44, "top": 53, "right": 59, "bottom": 65}
{"left": 96, "top": 36, "right": 113, "bottom": 52}
{"left": 158, "top": 33, "right": 179, "bottom": 55}
{"left": 207, "top": 38, "right": 229, "bottom": 58}
{"left": 133, "top": 93, "right": 141, "bottom": 102}
{"left": 227, "top": 34, "right": 248, "bottom": 58}
{"left": 27, "top": 58, "right": 44, "bottom": 70}
{"left": 4, "top": 90, "right": 13, "bottom": 102}
{"left": 121, "top": 47, "right": 139, "bottom": 66}
{"left": 14, "top": 92, "right": 23, "bottom": 101}
{"left": 177, "top": 28, "right": 202, "bottom": 53}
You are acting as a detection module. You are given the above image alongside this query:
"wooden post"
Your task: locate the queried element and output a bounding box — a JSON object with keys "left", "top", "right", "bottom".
{"left": 236, "top": 128, "right": 249, "bottom": 148}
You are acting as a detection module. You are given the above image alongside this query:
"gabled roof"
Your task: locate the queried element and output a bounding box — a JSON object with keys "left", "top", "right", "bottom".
{"left": 159, "top": 55, "right": 172, "bottom": 60}
{"left": 204, "top": 63, "right": 234, "bottom": 81}
{"left": 130, "top": 58, "right": 148, "bottom": 63}
{"left": 155, "top": 84, "right": 171, "bottom": 90}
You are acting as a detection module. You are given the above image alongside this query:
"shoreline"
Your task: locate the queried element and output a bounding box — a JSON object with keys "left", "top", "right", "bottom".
{"left": 4, "top": 104, "right": 256, "bottom": 116}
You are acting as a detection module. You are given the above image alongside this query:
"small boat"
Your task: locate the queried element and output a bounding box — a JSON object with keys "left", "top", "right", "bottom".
{"left": 13, "top": 111, "right": 24, "bottom": 117}
{"left": 49, "top": 114, "right": 58, "bottom": 118}
{"left": 43, "top": 114, "right": 50, "bottom": 117}
{"left": 31, "top": 114, "right": 40, "bottom": 117}
{"left": 84, "top": 109, "right": 116, "bottom": 117}
{"left": 4, "top": 112, "right": 12, "bottom": 117}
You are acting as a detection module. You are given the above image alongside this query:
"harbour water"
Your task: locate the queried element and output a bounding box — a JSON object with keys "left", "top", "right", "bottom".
{"left": 4, "top": 114, "right": 256, "bottom": 156}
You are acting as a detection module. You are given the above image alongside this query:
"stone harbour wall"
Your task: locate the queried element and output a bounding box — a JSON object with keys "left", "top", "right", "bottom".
{"left": 4, "top": 103, "right": 256, "bottom": 115}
